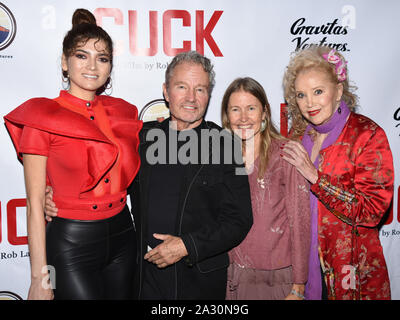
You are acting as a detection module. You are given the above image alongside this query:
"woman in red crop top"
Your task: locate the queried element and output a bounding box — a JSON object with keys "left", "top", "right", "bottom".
{"left": 4, "top": 9, "right": 142, "bottom": 299}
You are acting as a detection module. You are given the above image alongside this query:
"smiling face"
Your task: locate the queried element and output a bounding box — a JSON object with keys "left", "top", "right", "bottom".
{"left": 62, "top": 38, "right": 111, "bottom": 101}
{"left": 163, "top": 62, "right": 210, "bottom": 131}
{"left": 294, "top": 68, "right": 343, "bottom": 126}
{"left": 227, "top": 90, "right": 266, "bottom": 142}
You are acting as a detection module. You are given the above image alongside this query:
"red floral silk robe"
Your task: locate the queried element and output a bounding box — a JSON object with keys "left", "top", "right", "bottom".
{"left": 310, "top": 112, "right": 394, "bottom": 300}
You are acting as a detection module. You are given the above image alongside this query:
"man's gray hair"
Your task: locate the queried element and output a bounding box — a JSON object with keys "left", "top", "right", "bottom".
{"left": 165, "top": 50, "right": 216, "bottom": 95}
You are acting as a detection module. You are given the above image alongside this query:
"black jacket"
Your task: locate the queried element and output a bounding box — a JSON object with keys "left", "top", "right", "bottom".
{"left": 129, "top": 118, "right": 253, "bottom": 300}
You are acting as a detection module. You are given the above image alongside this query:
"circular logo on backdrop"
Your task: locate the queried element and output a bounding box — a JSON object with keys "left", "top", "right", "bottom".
{"left": 0, "top": 2, "right": 17, "bottom": 50}
{"left": 139, "top": 99, "right": 170, "bottom": 123}
{"left": 0, "top": 291, "right": 23, "bottom": 300}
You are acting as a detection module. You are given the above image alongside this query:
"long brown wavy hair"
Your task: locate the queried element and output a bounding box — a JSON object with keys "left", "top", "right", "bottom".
{"left": 221, "top": 77, "right": 283, "bottom": 178}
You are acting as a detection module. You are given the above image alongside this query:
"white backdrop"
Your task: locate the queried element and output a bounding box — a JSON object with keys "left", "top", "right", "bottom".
{"left": 0, "top": 0, "right": 399, "bottom": 300}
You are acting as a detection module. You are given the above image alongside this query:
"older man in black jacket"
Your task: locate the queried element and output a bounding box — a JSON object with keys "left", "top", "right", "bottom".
{"left": 131, "top": 51, "right": 252, "bottom": 300}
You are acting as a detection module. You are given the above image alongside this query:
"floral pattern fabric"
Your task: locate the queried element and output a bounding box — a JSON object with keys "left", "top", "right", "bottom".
{"left": 310, "top": 113, "right": 394, "bottom": 300}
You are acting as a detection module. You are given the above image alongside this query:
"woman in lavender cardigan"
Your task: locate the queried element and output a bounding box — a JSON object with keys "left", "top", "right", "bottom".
{"left": 221, "top": 77, "right": 311, "bottom": 300}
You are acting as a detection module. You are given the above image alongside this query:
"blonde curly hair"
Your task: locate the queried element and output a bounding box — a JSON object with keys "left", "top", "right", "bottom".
{"left": 283, "top": 46, "right": 358, "bottom": 139}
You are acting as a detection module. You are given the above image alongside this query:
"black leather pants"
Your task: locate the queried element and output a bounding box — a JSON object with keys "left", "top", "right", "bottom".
{"left": 46, "top": 206, "right": 136, "bottom": 300}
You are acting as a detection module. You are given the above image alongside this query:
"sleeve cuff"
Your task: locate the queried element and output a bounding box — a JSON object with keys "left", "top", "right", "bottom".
{"left": 180, "top": 233, "right": 197, "bottom": 267}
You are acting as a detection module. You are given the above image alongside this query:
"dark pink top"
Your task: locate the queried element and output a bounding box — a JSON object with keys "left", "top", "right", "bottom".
{"left": 229, "top": 139, "right": 311, "bottom": 283}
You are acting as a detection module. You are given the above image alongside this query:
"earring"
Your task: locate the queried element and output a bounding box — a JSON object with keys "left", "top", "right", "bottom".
{"left": 62, "top": 72, "right": 70, "bottom": 90}
{"left": 337, "top": 101, "right": 342, "bottom": 114}
{"left": 104, "top": 77, "right": 113, "bottom": 96}
{"left": 260, "top": 119, "right": 267, "bottom": 132}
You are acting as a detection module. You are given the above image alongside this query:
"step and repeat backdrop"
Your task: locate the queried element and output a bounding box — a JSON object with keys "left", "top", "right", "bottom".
{"left": 0, "top": 0, "right": 399, "bottom": 300}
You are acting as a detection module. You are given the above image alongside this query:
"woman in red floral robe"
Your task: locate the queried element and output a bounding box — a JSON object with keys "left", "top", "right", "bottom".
{"left": 281, "top": 46, "right": 394, "bottom": 300}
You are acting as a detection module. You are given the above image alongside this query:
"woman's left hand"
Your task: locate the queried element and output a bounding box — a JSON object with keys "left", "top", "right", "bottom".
{"left": 281, "top": 140, "right": 318, "bottom": 184}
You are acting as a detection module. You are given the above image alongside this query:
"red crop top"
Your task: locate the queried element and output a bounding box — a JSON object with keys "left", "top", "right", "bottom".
{"left": 4, "top": 91, "right": 142, "bottom": 220}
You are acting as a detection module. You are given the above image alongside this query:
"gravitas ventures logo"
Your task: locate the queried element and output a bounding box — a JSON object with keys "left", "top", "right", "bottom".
{"left": 0, "top": 2, "right": 17, "bottom": 51}
{"left": 290, "top": 18, "right": 349, "bottom": 52}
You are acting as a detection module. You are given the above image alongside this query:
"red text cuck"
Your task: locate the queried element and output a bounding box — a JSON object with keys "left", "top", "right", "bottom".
{"left": 94, "top": 8, "right": 223, "bottom": 57}
{"left": 280, "top": 103, "right": 289, "bottom": 137}
{"left": 383, "top": 186, "right": 400, "bottom": 225}
{"left": 6, "top": 199, "right": 28, "bottom": 245}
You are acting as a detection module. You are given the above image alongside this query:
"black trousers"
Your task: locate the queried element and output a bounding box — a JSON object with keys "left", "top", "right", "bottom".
{"left": 46, "top": 206, "right": 136, "bottom": 300}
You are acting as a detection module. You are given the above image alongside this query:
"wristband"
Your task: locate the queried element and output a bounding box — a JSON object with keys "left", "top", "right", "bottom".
{"left": 290, "top": 289, "right": 305, "bottom": 300}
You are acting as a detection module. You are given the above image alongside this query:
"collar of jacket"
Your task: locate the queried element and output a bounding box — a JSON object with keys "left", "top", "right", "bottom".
{"left": 160, "top": 117, "right": 211, "bottom": 131}
{"left": 140, "top": 117, "right": 212, "bottom": 141}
